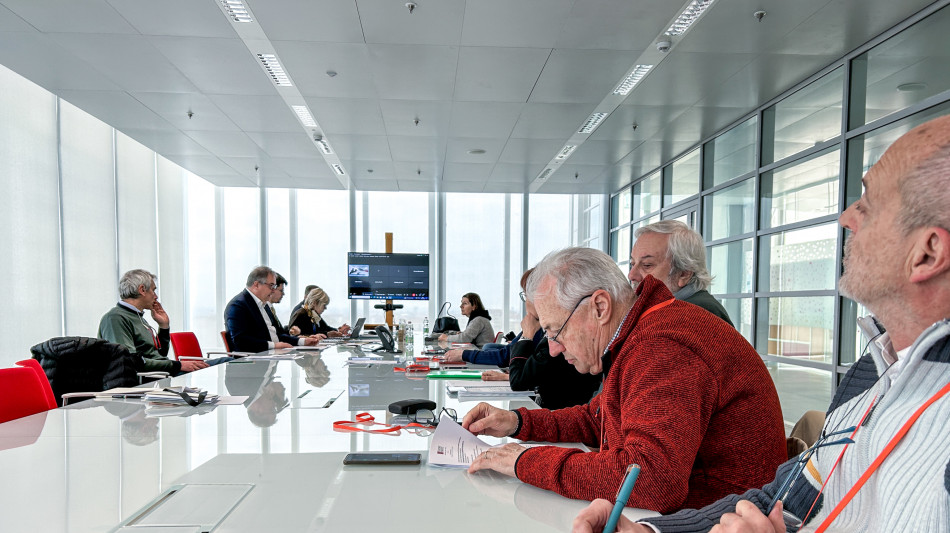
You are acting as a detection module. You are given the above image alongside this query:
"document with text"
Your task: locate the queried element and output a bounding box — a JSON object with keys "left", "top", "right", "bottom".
{"left": 427, "top": 413, "right": 494, "bottom": 467}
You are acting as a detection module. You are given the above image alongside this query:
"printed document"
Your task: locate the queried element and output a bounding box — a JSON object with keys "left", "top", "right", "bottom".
{"left": 427, "top": 413, "right": 494, "bottom": 467}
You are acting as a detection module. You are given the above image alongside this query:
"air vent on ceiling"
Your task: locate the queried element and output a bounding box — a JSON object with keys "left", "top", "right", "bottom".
{"left": 578, "top": 113, "right": 608, "bottom": 134}
{"left": 537, "top": 168, "right": 553, "bottom": 181}
{"left": 556, "top": 145, "right": 577, "bottom": 160}
{"left": 332, "top": 164, "right": 345, "bottom": 175}
{"left": 220, "top": 0, "right": 253, "bottom": 22}
{"left": 257, "top": 54, "right": 292, "bottom": 87}
{"left": 613, "top": 65, "right": 653, "bottom": 96}
{"left": 666, "top": 0, "right": 716, "bottom": 35}
{"left": 291, "top": 105, "right": 316, "bottom": 127}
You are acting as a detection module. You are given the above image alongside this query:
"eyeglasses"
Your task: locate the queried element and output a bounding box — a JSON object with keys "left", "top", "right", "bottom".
{"left": 407, "top": 407, "right": 457, "bottom": 426}
{"left": 259, "top": 281, "right": 278, "bottom": 290}
{"left": 546, "top": 294, "right": 593, "bottom": 346}
{"left": 519, "top": 291, "right": 526, "bottom": 302}
{"left": 765, "top": 425, "right": 856, "bottom": 515}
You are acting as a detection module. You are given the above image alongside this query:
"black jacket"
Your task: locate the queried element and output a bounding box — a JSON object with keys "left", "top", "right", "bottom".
{"left": 31, "top": 336, "right": 142, "bottom": 406}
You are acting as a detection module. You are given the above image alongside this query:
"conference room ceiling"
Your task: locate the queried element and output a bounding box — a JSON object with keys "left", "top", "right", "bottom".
{"left": 0, "top": 0, "right": 936, "bottom": 194}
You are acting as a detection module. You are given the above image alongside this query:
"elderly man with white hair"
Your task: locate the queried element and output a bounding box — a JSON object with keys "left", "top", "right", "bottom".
{"left": 629, "top": 220, "right": 732, "bottom": 326}
{"left": 462, "top": 247, "right": 786, "bottom": 513}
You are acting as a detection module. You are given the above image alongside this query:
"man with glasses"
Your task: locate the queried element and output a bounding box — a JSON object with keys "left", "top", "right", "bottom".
{"left": 266, "top": 273, "right": 291, "bottom": 336}
{"left": 224, "top": 266, "right": 320, "bottom": 352}
{"left": 98, "top": 269, "right": 209, "bottom": 374}
{"left": 574, "top": 114, "right": 950, "bottom": 533}
{"left": 463, "top": 248, "right": 786, "bottom": 513}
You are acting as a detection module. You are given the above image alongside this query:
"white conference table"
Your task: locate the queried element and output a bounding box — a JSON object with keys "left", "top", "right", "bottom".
{"left": 0, "top": 344, "right": 656, "bottom": 532}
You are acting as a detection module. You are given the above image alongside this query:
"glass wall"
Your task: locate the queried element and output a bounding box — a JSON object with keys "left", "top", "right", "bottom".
{"left": 607, "top": 4, "right": 950, "bottom": 424}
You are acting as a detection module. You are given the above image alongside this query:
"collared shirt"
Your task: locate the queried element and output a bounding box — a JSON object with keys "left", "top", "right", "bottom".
{"left": 117, "top": 300, "right": 161, "bottom": 349}
{"left": 247, "top": 290, "right": 304, "bottom": 348}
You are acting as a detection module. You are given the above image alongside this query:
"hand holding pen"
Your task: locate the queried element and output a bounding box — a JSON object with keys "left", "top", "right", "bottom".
{"left": 572, "top": 464, "right": 649, "bottom": 533}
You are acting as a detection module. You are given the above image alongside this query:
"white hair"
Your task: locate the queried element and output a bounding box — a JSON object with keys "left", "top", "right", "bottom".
{"left": 119, "top": 269, "right": 156, "bottom": 299}
{"left": 526, "top": 247, "right": 634, "bottom": 310}
{"left": 634, "top": 220, "right": 712, "bottom": 291}
{"left": 897, "top": 141, "right": 950, "bottom": 234}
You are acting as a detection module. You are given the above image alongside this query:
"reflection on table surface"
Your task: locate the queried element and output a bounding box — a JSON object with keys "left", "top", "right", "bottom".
{"left": 0, "top": 345, "right": 657, "bottom": 532}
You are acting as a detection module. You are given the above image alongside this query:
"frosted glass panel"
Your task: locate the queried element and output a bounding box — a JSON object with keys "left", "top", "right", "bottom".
{"left": 445, "top": 193, "right": 506, "bottom": 335}
{"left": 186, "top": 173, "right": 219, "bottom": 350}
{"left": 297, "top": 189, "right": 350, "bottom": 328}
{"left": 222, "top": 188, "right": 262, "bottom": 302}
{"left": 0, "top": 65, "right": 62, "bottom": 367}
{"left": 116, "top": 132, "right": 158, "bottom": 274}
{"left": 157, "top": 157, "right": 186, "bottom": 331}
{"left": 60, "top": 100, "right": 117, "bottom": 337}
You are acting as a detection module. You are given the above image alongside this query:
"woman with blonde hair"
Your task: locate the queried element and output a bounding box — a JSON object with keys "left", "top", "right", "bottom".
{"left": 288, "top": 287, "right": 352, "bottom": 338}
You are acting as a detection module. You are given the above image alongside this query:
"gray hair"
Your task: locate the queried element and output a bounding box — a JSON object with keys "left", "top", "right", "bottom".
{"left": 634, "top": 220, "right": 712, "bottom": 291}
{"left": 526, "top": 247, "right": 633, "bottom": 311}
{"left": 897, "top": 141, "right": 950, "bottom": 235}
{"left": 119, "top": 269, "right": 157, "bottom": 299}
{"left": 246, "top": 266, "right": 274, "bottom": 288}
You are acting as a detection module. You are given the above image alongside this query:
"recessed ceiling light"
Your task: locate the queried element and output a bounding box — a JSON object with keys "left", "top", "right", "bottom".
{"left": 332, "top": 164, "right": 346, "bottom": 176}
{"left": 578, "top": 112, "right": 608, "bottom": 134}
{"left": 291, "top": 105, "right": 317, "bottom": 127}
{"left": 467, "top": 149, "right": 486, "bottom": 155}
{"left": 613, "top": 65, "right": 653, "bottom": 96}
{"left": 897, "top": 82, "right": 927, "bottom": 92}
{"left": 556, "top": 145, "right": 577, "bottom": 160}
{"left": 257, "top": 54, "right": 292, "bottom": 86}
{"left": 220, "top": 0, "right": 252, "bottom": 23}
{"left": 666, "top": 0, "right": 716, "bottom": 36}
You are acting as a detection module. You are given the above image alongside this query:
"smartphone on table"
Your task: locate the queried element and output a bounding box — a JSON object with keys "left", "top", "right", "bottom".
{"left": 343, "top": 452, "right": 422, "bottom": 465}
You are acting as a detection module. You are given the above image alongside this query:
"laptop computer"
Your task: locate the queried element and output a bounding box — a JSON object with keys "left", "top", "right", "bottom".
{"left": 320, "top": 317, "right": 366, "bottom": 343}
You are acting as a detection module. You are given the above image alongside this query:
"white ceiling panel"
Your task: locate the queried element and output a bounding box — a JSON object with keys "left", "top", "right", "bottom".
{"left": 358, "top": 0, "right": 465, "bottom": 45}
{"left": 122, "top": 129, "right": 211, "bottom": 157}
{"left": 510, "top": 103, "right": 598, "bottom": 139}
{"left": 48, "top": 34, "right": 198, "bottom": 93}
{"left": 57, "top": 90, "right": 173, "bottom": 131}
{"left": 246, "top": 131, "right": 322, "bottom": 159}
{"left": 393, "top": 162, "right": 442, "bottom": 181}
{"left": 0, "top": 33, "right": 119, "bottom": 91}
{"left": 272, "top": 41, "right": 377, "bottom": 99}
{"left": 132, "top": 92, "right": 241, "bottom": 132}
{"left": 546, "top": 164, "right": 607, "bottom": 184}
{"left": 321, "top": 134, "right": 392, "bottom": 161}
{"left": 441, "top": 181, "right": 487, "bottom": 193}
{"left": 185, "top": 130, "right": 265, "bottom": 158}
{"left": 210, "top": 94, "right": 302, "bottom": 133}
{"left": 368, "top": 44, "right": 459, "bottom": 101}
{"left": 442, "top": 162, "right": 492, "bottom": 182}
{"left": 202, "top": 175, "right": 259, "bottom": 187}
{"left": 149, "top": 36, "right": 277, "bottom": 96}
{"left": 555, "top": 0, "right": 680, "bottom": 51}
{"left": 346, "top": 160, "right": 395, "bottom": 180}
{"left": 489, "top": 163, "right": 541, "bottom": 184}
{"left": 270, "top": 157, "right": 334, "bottom": 179}
{"left": 165, "top": 155, "right": 249, "bottom": 179}
{"left": 589, "top": 104, "right": 688, "bottom": 142}
{"left": 625, "top": 51, "right": 757, "bottom": 108}
{"left": 396, "top": 179, "right": 438, "bottom": 192}
{"left": 221, "top": 155, "right": 290, "bottom": 180}
{"left": 696, "top": 54, "right": 841, "bottom": 110}
{"left": 0, "top": 4, "right": 33, "bottom": 32}
{"left": 499, "top": 138, "right": 568, "bottom": 164}
{"left": 569, "top": 140, "right": 639, "bottom": 166}
{"left": 461, "top": 0, "right": 574, "bottom": 48}
{"left": 454, "top": 46, "right": 550, "bottom": 103}
{"left": 352, "top": 177, "right": 399, "bottom": 191}
{"left": 105, "top": 0, "right": 236, "bottom": 38}
{"left": 379, "top": 100, "right": 453, "bottom": 137}
{"left": 444, "top": 138, "right": 507, "bottom": 164}
{"left": 528, "top": 49, "right": 641, "bottom": 104}
{"left": 252, "top": 0, "right": 364, "bottom": 43}
{"left": 1, "top": 0, "right": 137, "bottom": 34}
{"left": 305, "top": 97, "right": 386, "bottom": 136}
{"left": 448, "top": 101, "right": 524, "bottom": 138}
{"left": 388, "top": 136, "right": 447, "bottom": 162}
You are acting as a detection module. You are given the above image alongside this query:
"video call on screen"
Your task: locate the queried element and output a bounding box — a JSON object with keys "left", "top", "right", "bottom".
{"left": 347, "top": 253, "right": 429, "bottom": 301}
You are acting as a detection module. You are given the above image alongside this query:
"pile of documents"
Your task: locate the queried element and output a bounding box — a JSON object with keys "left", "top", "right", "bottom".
{"left": 444, "top": 380, "right": 536, "bottom": 401}
{"left": 143, "top": 386, "right": 219, "bottom": 406}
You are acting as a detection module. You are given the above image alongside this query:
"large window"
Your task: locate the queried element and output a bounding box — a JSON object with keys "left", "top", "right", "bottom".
{"left": 297, "top": 189, "right": 350, "bottom": 328}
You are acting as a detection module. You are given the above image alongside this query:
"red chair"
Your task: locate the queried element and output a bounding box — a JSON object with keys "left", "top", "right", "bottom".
{"left": 220, "top": 331, "right": 233, "bottom": 352}
{"left": 16, "top": 359, "right": 56, "bottom": 409}
{"left": 169, "top": 332, "right": 241, "bottom": 361}
{"left": 0, "top": 360, "right": 58, "bottom": 424}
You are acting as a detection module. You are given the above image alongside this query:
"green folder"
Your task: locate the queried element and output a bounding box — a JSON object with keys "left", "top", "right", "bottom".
{"left": 426, "top": 369, "right": 484, "bottom": 379}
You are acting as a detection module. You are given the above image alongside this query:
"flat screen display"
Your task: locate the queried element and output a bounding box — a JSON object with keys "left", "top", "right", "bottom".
{"left": 347, "top": 252, "right": 429, "bottom": 300}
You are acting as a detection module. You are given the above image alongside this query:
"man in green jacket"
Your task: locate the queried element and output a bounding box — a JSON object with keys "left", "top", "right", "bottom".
{"left": 98, "top": 269, "right": 208, "bottom": 375}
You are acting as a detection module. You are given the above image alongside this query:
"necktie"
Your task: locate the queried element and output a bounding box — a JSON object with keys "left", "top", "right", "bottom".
{"left": 265, "top": 304, "right": 282, "bottom": 331}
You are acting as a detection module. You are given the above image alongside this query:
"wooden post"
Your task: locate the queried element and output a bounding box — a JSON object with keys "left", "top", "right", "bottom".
{"left": 385, "top": 232, "right": 394, "bottom": 328}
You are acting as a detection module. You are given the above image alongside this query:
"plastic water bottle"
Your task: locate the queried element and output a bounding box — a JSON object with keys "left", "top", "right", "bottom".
{"left": 423, "top": 317, "right": 430, "bottom": 338}
{"left": 407, "top": 321, "right": 414, "bottom": 353}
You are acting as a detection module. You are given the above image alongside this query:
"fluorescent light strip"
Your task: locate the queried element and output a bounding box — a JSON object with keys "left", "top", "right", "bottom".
{"left": 578, "top": 112, "right": 608, "bottom": 134}
{"left": 556, "top": 145, "right": 577, "bottom": 160}
{"left": 257, "top": 54, "right": 292, "bottom": 87}
{"left": 316, "top": 139, "right": 333, "bottom": 155}
{"left": 613, "top": 65, "right": 654, "bottom": 96}
{"left": 666, "top": 0, "right": 715, "bottom": 36}
{"left": 220, "top": 0, "right": 252, "bottom": 23}
{"left": 332, "top": 164, "right": 345, "bottom": 175}
{"left": 291, "top": 105, "right": 317, "bottom": 127}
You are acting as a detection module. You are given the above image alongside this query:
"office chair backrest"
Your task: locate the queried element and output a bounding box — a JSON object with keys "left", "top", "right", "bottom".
{"left": 15, "top": 359, "right": 57, "bottom": 409}
{"left": 494, "top": 331, "right": 505, "bottom": 343}
{"left": 169, "top": 332, "right": 203, "bottom": 360}
{"left": 221, "top": 331, "right": 234, "bottom": 352}
{"left": 0, "top": 362, "right": 57, "bottom": 424}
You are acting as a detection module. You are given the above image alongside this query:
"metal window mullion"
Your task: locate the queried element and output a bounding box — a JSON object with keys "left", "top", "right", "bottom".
{"left": 55, "top": 97, "right": 66, "bottom": 335}
{"left": 756, "top": 213, "right": 841, "bottom": 237}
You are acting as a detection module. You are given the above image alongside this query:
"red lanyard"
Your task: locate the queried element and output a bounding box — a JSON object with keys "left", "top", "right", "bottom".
{"left": 332, "top": 412, "right": 433, "bottom": 434}
{"left": 813, "top": 381, "right": 950, "bottom": 531}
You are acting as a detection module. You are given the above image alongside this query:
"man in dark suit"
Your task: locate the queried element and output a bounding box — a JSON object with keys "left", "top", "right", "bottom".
{"left": 224, "top": 266, "right": 321, "bottom": 352}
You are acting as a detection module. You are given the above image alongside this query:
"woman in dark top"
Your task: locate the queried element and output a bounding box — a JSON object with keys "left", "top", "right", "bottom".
{"left": 288, "top": 287, "right": 351, "bottom": 338}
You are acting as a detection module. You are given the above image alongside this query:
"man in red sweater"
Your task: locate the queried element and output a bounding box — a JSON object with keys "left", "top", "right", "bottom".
{"left": 463, "top": 247, "right": 786, "bottom": 513}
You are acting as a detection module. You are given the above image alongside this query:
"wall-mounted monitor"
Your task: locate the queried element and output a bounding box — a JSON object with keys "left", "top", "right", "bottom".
{"left": 347, "top": 252, "right": 429, "bottom": 301}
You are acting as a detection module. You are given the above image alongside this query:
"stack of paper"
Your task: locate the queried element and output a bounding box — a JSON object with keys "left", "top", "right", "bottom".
{"left": 144, "top": 387, "right": 218, "bottom": 406}
{"left": 445, "top": 381, "right": 536, "bottom": 401}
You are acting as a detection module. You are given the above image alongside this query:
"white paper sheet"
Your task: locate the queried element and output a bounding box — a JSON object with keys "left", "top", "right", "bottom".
{"left": 427, "top": 413, "right": 494, "bottom": 467}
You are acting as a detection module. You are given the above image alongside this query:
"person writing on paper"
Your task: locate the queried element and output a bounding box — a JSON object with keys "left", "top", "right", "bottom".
{"left": 571, "top": 114, "right": 950, "bottom": 533}
{"left": 288, "top": 287, "right": 348, "bottom": 338}
{"left": 462, "top": 247, "right": 786, "bottom": 513}
{"left": 438, "top": 292, "right": 494, "bottom": 348}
